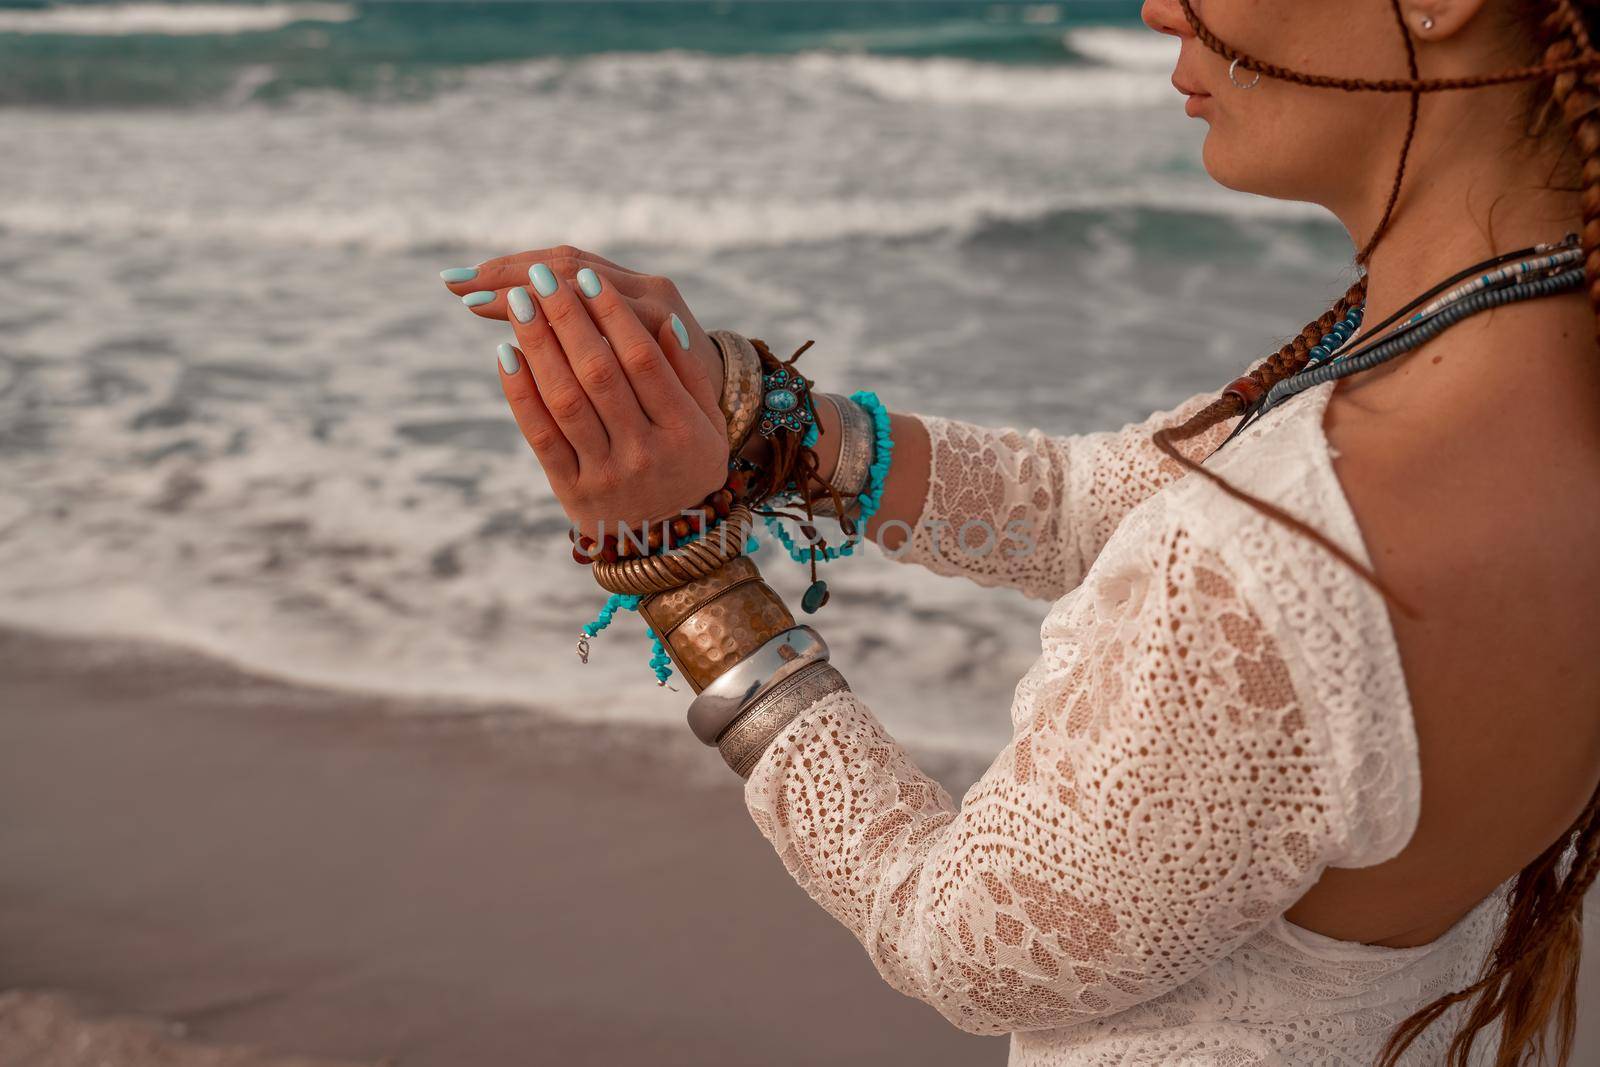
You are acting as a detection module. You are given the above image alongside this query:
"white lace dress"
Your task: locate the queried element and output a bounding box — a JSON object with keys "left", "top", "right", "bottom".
{"left": 743, "top": 380, "right": 1510, "bottom": 1065}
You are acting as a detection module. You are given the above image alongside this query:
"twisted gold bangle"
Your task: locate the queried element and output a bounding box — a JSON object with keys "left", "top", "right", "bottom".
{"left": 590, "top": 505, "right": 755, "bottom": 596}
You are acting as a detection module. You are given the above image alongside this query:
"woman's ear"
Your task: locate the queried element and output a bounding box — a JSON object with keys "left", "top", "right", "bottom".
{"left": 1409, "top": 0, "right": 1492, "bottom": 42}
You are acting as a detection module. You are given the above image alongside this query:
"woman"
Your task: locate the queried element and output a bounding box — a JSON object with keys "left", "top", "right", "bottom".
{"left": 439, "top": 1, "right": 1600, "bottom": 1063}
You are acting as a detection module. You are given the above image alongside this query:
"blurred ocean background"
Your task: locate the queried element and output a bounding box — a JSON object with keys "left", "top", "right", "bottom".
{"left": 0, "top": 0, "right": 1358, "bottom": 756}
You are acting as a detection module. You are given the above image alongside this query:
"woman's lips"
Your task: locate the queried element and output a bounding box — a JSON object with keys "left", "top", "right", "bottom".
{"left": 1173, "top": 76, "right": 1211, "bottom": 118}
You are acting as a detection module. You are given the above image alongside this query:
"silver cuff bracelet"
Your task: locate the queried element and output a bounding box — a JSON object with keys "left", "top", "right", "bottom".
{"left": 809, "top": 392, "right": 874, "bottom": 519}
{"left": 685, "top": 625, "right": 830, "bottom": 745}
{"left": 717, "top": 661, "right": 850, "bottom": 779}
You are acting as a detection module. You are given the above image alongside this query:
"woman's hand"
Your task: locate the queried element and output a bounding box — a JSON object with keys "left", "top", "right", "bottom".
{"left": 440, "top": 245, "right": 723, "bottom": 414}
{"left": 446, "top": 248, "right": 729, "bottom": 535}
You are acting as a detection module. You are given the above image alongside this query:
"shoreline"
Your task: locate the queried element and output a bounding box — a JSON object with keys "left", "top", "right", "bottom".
{"left": 0, "top": 623, "right": 1002, "bottom": 1067}
{"left": 3, "top": 621, "right": 1596, "bottom": 1064}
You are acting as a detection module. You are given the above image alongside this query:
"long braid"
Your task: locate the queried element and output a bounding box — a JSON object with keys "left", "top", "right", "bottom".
{"left": 1161, "top": 2, "right": 1600, "bottom": 1064}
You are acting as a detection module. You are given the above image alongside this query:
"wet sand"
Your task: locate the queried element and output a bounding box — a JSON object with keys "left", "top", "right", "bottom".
{"left": 2, "top": 622, "right": 1596, "bottom": 1065}
{"left": 0, "top": 624, "right": 1001, "bottom": 1067}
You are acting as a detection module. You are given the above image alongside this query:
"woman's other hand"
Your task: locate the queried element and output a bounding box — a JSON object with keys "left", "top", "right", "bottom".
{"left": 440, "top": 245, "right": 722, "bottom": 420}
{"left": 476, "top": 255, "right": 730, "bottom": 536}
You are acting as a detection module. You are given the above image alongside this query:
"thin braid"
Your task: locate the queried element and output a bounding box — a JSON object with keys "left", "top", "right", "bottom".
{"left": 1161, "top": 2, "right": 1600, "bottom": 1064}
{"left": 1176, "top": 0, "right": 1600, "bottom": 92}
{"left": 1148, "top": 278, "right": 1422, "bottom": 614}
{"left": 1357, "top": 0, "right": 1421, "bottom": 265}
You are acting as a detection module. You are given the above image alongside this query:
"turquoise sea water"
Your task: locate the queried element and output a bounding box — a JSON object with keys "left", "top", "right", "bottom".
{"left": 2, "top": 1, "right": 1145, "bottom": 105}
{"left": 0, "top": 1, "right": 1354, "bottom": 753}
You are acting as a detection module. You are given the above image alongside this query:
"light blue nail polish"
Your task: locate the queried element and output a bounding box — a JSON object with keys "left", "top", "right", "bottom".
{"left": 670, "top": 313, "right": 690, "bottom": 351}
{"left": 529, "top": 262, "right": 558, "bottom": 297}
{"left": 462, "top": 290, "right": 495, "bottom": 308}
{"left": 577, "top": 267, "right": 601, "bottom": 298}
{"left": 439, "top": 267, "right": 478, "bottom": 283}
{"left": 497, "top": 343, "right": 521, "bottom": 374}
{"left": 507, "top": 286, "right": 536, "bottom": 324}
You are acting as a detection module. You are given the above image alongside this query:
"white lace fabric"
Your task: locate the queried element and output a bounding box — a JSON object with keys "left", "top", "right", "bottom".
{"left": 743, "top": 383, "right": 1509, "bottom": 1065}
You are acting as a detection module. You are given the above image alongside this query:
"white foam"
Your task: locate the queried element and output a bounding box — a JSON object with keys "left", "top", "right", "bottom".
{"left": 0, "top": 3, "right": 355, "bottom": 36}
{"left": 0, "top": 183, "right": 1325, "bottom": 254}
{"left": 1066, "top": 26, "right": 1180, "bottom": 71}
{"left": 797, "top": 49, "right": 1175, "bottom": 109}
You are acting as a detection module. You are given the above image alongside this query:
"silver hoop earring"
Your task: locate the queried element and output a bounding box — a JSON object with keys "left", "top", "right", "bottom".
{"left": 1228, "top": 58, "right": 1262, "bottom": 90}
{"left": 1420, "top": 15, "right": 1436, "bottom": 31}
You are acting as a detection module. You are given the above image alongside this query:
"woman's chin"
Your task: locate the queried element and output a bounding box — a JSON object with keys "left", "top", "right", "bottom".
{"left": 1199, "top": 137, "right": 1267, "bottom": 198}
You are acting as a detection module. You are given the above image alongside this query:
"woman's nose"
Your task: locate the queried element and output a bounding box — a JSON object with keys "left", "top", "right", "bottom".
{"left": 1141, "top": 0, "right": 1194, "bottom": 38}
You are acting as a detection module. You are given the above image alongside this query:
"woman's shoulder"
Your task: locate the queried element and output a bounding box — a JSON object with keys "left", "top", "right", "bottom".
{"left": 1082, "top": 381, "right": 1424, "bottom": 869}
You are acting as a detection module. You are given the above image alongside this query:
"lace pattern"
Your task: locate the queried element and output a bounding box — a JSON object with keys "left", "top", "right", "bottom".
{"left": 743, "top": 383, "right": 1499, "bottom": 1064}
{"left": 898, "top": 392, "right": 1233, "bottom": 601}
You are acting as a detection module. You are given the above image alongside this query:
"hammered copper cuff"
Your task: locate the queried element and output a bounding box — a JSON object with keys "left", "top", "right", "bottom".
{"left": 638, "top": 557, "right": 795, "bottom": 692}
{"left": 717, "top": 661, "right": 850, "bottom": 778}
{"left": 710, "top": 329, "right": 764, "bottom": 456}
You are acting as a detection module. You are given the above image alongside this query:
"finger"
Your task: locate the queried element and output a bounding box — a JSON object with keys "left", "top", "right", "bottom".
{"left": 477, "top": 244, "right": 646, "bottom": 279}
{"left": 454, "top": 285, "right": 509, "bottom": 320}
{"left": 440, "top": 255, "right": 645, "bottom": 307}
{"left": 446, "top": 263, "right": 648, "bottom": 321}
{"left": 506, "top": 284, "right": 611, "bottom": 464}
{"left": 526, "top": 261, "right": 649, "bottom": 440}
{"left": 494, "top": 341, "right": 578, "bottom": 486}
{"left": 658, "top": 311, "right": 723, "bottom": 426}
{"left": 571, "top": 266, "right": 702, "bottom": 430}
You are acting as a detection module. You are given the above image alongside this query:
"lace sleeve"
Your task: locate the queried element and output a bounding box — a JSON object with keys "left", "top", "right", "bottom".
{"left": 743, "top": 494, "right": 1415, "bottom": 1035}
{"left": 895, "top": 392, "right": 1233, "bottom": 601}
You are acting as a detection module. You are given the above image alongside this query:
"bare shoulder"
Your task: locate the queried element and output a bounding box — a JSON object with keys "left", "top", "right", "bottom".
{"left": 1285, "top": 329, "right": 1600, "bottom": 947}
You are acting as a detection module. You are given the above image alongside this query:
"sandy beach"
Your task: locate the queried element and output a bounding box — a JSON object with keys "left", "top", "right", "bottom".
{"left": 4, "top": 621, "right": 1600, "bottom": 1064}
{"left": 0, "top": 623, "right": 1003, "bottom": 1067}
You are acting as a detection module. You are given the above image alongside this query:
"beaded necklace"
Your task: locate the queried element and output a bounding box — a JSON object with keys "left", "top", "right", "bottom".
{"left": 1225, "top": 234, "right": 1584, "bottom": 443}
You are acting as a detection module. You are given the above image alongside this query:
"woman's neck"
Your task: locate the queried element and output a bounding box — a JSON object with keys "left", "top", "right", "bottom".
{"left": 1350, "top": 163, "right": 1582, "bottom": 334}
{"left": 1323, "top": 134, "right": 1599, "bottom": 427}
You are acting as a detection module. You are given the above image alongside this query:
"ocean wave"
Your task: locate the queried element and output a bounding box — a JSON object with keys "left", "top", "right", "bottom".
{"left": 0, "top": 2, "right": 355, "bottom": 36}
{"left": 1064, "top": 26, "right": 1180, "bottom": 71}
{"left": 0, "top": 185, "right": 1330, "bottom": 254}
{"left": 792, "top": 50, "right": 1174, "bottom": 109}
{"left": 419, "top": 49, "right": 1176, "bottom": 113}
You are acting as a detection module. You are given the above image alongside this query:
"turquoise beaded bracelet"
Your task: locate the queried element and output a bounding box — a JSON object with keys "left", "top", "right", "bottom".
{"left": 760, "top": 389, "right": 893, "bottom": 612}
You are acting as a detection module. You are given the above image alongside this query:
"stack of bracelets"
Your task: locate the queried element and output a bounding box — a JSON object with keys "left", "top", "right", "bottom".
{"left": 563, "top": 232, "right": 1584, "bottom": 778}
{"left": 569, "top": 328, "right": 891, "bottom": 776}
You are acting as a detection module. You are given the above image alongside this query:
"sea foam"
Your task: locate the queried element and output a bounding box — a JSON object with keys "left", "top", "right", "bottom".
{"left": 0, "top": 2, "right": 355, "bottom": 36}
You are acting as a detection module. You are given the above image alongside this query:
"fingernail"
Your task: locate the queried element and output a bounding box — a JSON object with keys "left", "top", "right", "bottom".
{"left": 529, "top": 262, "right": 558, "bottom": 297}
{"left": 670, "top": 313, "right": 690, "bottom": 351}
{"left": 576, "top": 267, "right": 601, "bottom": 298}
{"left": 497, "top": 343, "right": 521, "bottom": 374}
{"left": 462, "top": 291, "right": 495, "bottom": 308}
{"left": 507, "top": 286, "right": 536, "bottom": 324}
{"left": 439, "top": 267, "right": 478, "bottom": 283}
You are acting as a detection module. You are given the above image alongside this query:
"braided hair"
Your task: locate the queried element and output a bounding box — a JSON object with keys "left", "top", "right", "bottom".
{"left": 1149, "top": 3, "right": 1600, "bottom": 1064}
